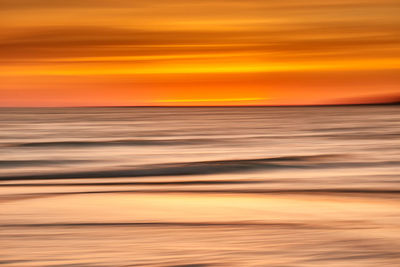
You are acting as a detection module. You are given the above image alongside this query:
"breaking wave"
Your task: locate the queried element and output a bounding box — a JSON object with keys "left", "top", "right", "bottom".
{"left": 0, "top": 154, "right": 341, "bottom": 180}
{"left": 2, "top": 154, "right": 397, "bottom": 181}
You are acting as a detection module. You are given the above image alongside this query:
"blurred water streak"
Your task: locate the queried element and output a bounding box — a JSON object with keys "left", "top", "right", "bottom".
{"left": 1, "top": 106, "right": 400, "bottom": 266}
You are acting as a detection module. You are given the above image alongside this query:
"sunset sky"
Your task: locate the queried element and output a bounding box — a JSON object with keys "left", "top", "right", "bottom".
{"left": 1, "top": 0, "right": 399, "bottom": 106}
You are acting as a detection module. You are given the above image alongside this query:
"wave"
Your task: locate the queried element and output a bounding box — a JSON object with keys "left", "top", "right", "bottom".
{"left": 40, "top": 188, "right": 400, "bottom": 195}
{"left": 321, "top": 132, "right": 400, "bottom": 140}
{"left": 2, "top": 154, "right": 399, "bottom": 181}
{"left": 0, "top": 159, "right": 93, "bottom": 167}
{"left": 0, "top": 179, "right": 264, "bottom": 187}
{"left": 0, "top": 154, "right": 344, "bottom": 180}
{"left": 2, "top": 188, "right": 399, "bottom": 205}
{"left": 4, "top": 138, "right": 218, "bottom": 148}
{"left": 0, "top": 221, "right": 315, "bottom": 228}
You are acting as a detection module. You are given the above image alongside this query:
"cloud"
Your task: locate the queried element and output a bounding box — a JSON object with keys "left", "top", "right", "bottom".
{"left": 1, "top": 22, "right": 398, "bottom": 64}
{"left": 0, "top": 0, "right": 399, "bottom": 105}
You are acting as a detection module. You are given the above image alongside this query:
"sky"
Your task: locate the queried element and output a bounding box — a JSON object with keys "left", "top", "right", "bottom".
{"left": 0, "top": 0, "right": 399, "bottom": 106}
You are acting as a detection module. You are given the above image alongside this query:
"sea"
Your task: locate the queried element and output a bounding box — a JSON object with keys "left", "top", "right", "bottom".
{"left": 0, "top": 106, "right": 400, "bottom": 266}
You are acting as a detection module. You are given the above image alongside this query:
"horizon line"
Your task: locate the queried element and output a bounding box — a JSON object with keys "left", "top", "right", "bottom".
{"left": 1, "top": 101, "right": 399, "bottom": 109}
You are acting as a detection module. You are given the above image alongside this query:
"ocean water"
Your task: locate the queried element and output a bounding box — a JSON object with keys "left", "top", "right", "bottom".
{"left": 0, "top": 106, "right": 400, "bottom": 266}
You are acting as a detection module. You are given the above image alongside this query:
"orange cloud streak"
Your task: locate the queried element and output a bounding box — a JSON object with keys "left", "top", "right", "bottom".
{"left": 0, "top": 0, "right": 399, "bottom": 106}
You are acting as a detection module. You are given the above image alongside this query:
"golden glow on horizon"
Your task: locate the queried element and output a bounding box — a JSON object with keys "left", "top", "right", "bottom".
{"left": 2, "top": 58, "right": 399, "bottom": 77}
{"left": 25, "top": 52, "right": 260, "bottom": 63}
{"left": 0, "top": 0, "right": 399, "bottom": 106}
{"left": 157, "top": 97, "right": 267, "bottom": 103}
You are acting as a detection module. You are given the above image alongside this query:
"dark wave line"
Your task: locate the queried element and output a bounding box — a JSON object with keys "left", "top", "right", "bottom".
{"left": 0, "top": 159, "right": 93, "bottom": 167}
{"left": 3, "top": 188, "right": 400, "bottom": 202}
{"left": 317, "top": 133, "right": 400, "bottom": 140}
{"left": 0, "top": 154, "right": 345, "bottom": 181}
{"left": 71, "top": 188, "right": 400, "bottom": 195}
{"left": 0, "top": 222, "right": 316, "bottom": 229}
{"left": 4, "top": 138, "right": 218, "bottom": 148}
{"left": 0, "top": 180, "right": 264, "bottom": 187}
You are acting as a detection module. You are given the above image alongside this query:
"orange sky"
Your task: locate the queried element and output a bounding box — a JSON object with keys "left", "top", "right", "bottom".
{"left": 1, "top": 0, "right": 399, "bottom": 106}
